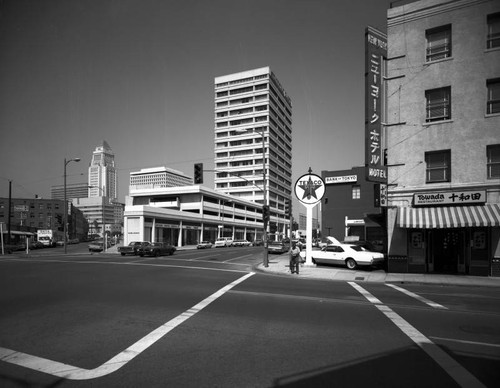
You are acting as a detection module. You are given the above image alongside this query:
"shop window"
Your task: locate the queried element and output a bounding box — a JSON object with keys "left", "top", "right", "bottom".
{"left": 487, "top": 78, "right": 500, "bottom": 115}
{"left": 487, "top": 144, "right": 500, "bottom": 179}
{"left": 487, "top": 13, "right": 500, "bottom": 49}
{"left": 352, "top": 185, "right": 361, "bottom": 199}
{"left": 426, "top": 87, "right": 451, "bottom": 122}
{"left": 425, "top": 150, "right": 451, "bottom": 183}
{"left": 426, "top": 24, "right": 452, "bottom": 61}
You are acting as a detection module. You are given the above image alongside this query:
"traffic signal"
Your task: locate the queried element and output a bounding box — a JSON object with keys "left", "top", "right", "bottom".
{"left": 262, "top": 205, "right": 270, "bottom": 224}
{"left": 194, "top": 163, "right": 203, "bottom": 184}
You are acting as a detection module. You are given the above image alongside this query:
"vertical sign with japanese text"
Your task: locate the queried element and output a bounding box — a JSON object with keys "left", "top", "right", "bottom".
{"left": 365, "top": 26, "right": 387, "bottom": 183}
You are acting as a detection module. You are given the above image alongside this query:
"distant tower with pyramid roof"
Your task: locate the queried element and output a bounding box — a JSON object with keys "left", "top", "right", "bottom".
{"left": 88, "top": 140, "right": 117, "bottom": 201}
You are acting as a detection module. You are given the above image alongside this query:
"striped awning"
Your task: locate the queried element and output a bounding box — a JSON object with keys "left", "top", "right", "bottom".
{"left": 397, "top": 204, "right": 500, "bottom": 229}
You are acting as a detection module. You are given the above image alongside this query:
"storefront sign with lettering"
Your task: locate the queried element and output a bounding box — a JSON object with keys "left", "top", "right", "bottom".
{"left": 413, "top": 190, "right": 486, "bottom": 206}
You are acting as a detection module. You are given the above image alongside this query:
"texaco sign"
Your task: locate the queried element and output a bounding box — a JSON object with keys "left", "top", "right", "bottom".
{"left": 294, "top": 169, "right": 325, "bottom": 205}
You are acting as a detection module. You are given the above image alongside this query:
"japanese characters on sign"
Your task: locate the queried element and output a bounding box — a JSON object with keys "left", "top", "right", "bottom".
{"left": 413, "top": 190, "right": 486, "bottom": 206}
{"left": 365, "top": 26, "right": 387, "bottom": 183}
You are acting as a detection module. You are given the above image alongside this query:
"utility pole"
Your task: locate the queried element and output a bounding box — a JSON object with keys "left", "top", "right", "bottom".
{"left": 7, "top": 180, "right": 12, "bottom": 244}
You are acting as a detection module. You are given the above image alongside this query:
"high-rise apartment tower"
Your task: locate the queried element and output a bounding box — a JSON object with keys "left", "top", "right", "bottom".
{"left": 214, "top": 67, "right": 292, "bottom": 236}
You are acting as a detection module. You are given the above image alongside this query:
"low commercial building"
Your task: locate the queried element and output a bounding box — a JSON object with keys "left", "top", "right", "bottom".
{"left": 123, "top": 185, "right": 264, "bottom": 246}
{"left": 321, "top": 167, "right": 384, "bottom": 246}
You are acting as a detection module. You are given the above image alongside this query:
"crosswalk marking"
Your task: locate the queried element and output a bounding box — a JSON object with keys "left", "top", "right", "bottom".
{"left": 387, "top": 283, "right": 448, "bottom": 309}
{"left": 349, "top": 282, "right": 485, "bottom": 388}
{"left": 0, "top": 272, "right": 255, "bottom": 380}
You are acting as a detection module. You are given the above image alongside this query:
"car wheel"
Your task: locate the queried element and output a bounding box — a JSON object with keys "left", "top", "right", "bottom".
{"left": 346, "top": 258, "right": 357, "bottom": 270}
{"left": 154, "top": 250, "right": 160, "bottom": 257}
{"left": 139, "top": 253, "right": 144, "bottom": 257}
{"left": 121, "top": 252, "right": 125, "bottom": 256}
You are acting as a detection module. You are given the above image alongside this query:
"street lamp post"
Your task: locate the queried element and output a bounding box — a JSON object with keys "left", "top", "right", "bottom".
{"left": 64, "top": 157, "right": 81, "bottom": 254}
{"left": 259, "top": 128, "right": 269, "bottom": 267}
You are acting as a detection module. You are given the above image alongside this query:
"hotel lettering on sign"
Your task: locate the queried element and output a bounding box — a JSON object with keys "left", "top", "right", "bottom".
{"left": 365, "top": 26, "right": 387, "bottom": 183}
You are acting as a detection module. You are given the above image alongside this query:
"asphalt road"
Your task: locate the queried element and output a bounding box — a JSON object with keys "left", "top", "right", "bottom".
{"left": 1, "top": 246, "right": 499, "bottom": 387}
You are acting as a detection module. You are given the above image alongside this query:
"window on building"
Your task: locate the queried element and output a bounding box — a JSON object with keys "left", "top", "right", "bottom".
{"left": 487, "top": 145, "right": 500, "bottom": 179}
{"left": 352, "top": 185, "right": 360, "bottom": 199}
{"left": 426, "top": 25, "right": 452, "bottom": 61}
{"left": 487, "top": 78, "right": 500, "bottom": 115}
{"left": 425, "top": 150, "right": 451, "bottom": 183}
{"left": 426, "top": 87, "right": 451, "bottom": 122}
{"left": 487, "top": 13, "right": 500, "bottom": 49}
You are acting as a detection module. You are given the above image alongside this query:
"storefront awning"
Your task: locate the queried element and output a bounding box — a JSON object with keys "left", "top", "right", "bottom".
{"left": 397, "top": 204, "right": 500, "bottom": 229}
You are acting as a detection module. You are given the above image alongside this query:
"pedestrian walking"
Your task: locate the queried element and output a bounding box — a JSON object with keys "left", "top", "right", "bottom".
{"left": 289, "top": 241, "right": 301, "bottom": 274}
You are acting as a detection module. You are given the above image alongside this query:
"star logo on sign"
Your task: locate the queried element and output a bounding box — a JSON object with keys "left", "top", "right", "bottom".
{"left": 299, "top": 176, "right": 322, "bottom": 200}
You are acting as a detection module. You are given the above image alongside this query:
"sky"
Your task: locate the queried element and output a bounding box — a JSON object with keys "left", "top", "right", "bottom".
{"left": 0, "top": 0, "right": 394, "bottom": 204}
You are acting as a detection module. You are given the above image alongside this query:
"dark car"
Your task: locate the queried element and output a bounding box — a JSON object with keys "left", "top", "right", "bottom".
{"left": 137, "top": 242, "right": 176, "bottom": 257}
{"left": 268, "top": 241, "right": 289, "bottom": 254}
{"left": 118, "top": 241, "right": 149, "bottom": 256}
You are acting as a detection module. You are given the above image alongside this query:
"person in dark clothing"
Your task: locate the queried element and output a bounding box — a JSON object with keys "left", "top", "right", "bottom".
{"left": 289, "top": 241, "right": 301, "bottom": 274}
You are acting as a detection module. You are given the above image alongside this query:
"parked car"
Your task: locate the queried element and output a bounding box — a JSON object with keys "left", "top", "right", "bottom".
{"left": 197, "top": 241, "right": 213, "bottom": 249}
{"left": 29, "top": 241, "right": 45, "bottom": 250}
{"left": 118, "top": 241, "right": 149, "bottom": 256}
{"left": 301, "top": 239, "right": 385, "bottom": 270}
{"left": 137, "top": 242, "right": 176, "bottom": 257}
{"left": 233, "top": 239, "right": 251, "bottom": 247}
{"left": 268, "top": 241, "right": 289, "bottom": 254}
{"left": 341, "top": 240, "right": 384, "bottom": 253}
{"left": 214, "top": 237, "right": 233, "bottom": 248}
{"left": 88, "top": 240, "right": 105, "bottom": 253}
{"left": 253, "top": 239, "right": 263, "bottom": 246}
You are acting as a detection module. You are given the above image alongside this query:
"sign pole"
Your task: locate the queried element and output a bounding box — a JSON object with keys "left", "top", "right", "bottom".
{"left": 294, "top": 167, "right": 325, "bottom": 267}
{"left": 305, "top": 204, "right": 314, "bottom": 266}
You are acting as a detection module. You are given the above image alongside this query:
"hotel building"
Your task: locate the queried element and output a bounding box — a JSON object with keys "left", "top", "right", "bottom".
{"left": 385, "top": 0, "right": 500, "bottom": 276}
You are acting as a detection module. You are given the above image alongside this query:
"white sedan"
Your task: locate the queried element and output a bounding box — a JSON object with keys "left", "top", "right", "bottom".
{"left": 301, "top": 243, "right": 385, "bottom": 270}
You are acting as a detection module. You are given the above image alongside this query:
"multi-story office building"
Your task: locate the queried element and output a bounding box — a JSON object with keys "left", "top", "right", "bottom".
{"left": 214, "top": 67, "right": 293, "bottom": 239}
{"left": 88, "top": 140, "right": 117, "bottom": 201}
{"left": 51, "top": 182, "right": 89, "bottom": 201}
{"left": 0, "top": 197, "right": 87, "bottom": 241}
{"left": 385, "top": 0, "right": 500, "bottom": 276}
{"left": 130, "top": 166, "right": 193, "bottom": 190}
{"left": 72, "top": 196, "right": 121, "bottom": 238}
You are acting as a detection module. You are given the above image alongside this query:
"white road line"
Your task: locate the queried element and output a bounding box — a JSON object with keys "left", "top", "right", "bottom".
{"left": 387, "top": 283, "right": 448, "bottom": 309}
{"left": 349, "top": 282, "right": 383, "bottom": 305}
{"left": 0, "top": 272, "right": 255, "bottom": 380}
{"left": 223, "top": 254, "right": 253, "bottom": 263}
{"left": 348, "top": 282, "right": 486, "bottom": 388}
{"left": 0, "top": 257, "right": 249, "bottom": 273}
{"left": 430, "top": 336, "right": 500, "bottom": 349}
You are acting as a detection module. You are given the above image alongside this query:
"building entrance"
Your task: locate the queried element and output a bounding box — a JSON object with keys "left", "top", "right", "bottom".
{"left": 432, "top": 229, "right": 465, "bottom": 274}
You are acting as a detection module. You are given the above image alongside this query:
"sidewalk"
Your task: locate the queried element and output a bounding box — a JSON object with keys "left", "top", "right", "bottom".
{"left": 256, "top": 253, "right": 500, "bottom": 288}
{"left": 106, "top": 244, "right": 500, "bottom": 287}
